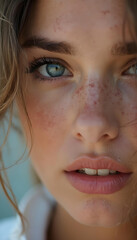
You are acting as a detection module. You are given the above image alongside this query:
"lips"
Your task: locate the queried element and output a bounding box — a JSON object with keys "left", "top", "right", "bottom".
{"left": 64, "top": 156, "right": 132, "bottom": 194}
{"left": 65, "top": 156, "right": 132, "bottom": 173}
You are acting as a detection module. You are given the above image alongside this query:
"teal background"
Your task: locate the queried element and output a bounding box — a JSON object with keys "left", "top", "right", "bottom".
{"left": 0, "top": 106, "right": 36, "bottom": 220}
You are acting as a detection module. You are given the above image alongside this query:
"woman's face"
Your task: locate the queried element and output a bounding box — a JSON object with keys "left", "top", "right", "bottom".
{"left": 18, "top": 0, "right": 137, "bottom": 227}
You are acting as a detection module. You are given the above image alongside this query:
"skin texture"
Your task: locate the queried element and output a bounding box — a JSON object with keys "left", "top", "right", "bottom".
{"left": 17, "top": 0, "right": 137, "bottom": 239}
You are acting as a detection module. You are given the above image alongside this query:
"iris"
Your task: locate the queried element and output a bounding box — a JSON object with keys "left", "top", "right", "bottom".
{"left": 46, "top": 63, "right": 65, "bottom": 77}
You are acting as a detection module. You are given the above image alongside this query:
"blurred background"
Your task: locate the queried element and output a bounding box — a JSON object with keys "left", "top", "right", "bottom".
{"left": 0, "top": 104, "right": 37, "bottom": 220}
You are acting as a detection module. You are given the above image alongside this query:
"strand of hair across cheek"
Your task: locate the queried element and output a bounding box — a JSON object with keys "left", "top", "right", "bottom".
{"left": 0, "top": 0, "right": 32, "bottom": 234}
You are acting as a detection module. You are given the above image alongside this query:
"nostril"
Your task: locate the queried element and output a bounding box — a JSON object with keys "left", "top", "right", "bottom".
{"left": 74, "top": 119, "right": 119, "bottom": 143}
{"left": 77, "top": 133, "right": 82, "bottom": 138}
{"left": 97, "top": 133, "right": 110, "bottom": 142}
{"left": 77, "top": 133, "right": 82, "bottom": 137}
{"left": 75, "top": 132, "right": 86, "bottom": 142}
{"left": 103, "top": 133, "right": 112, "bottom": 141}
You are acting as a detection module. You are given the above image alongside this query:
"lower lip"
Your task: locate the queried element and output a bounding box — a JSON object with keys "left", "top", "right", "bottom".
{"left": 65, "top": 171, "right": 132, "bottom": 194}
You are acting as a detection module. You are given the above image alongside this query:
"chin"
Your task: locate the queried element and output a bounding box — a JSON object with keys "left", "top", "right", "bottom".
{"left": 69, "top": 198, "right": 130, "bottom": 228}
{"left": 73, "top": 212, "right": 124, "bottom": 228}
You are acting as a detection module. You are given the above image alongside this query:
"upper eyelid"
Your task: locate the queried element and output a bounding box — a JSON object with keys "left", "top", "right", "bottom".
{"left": 27, "top": 57, "right": 73, "bottom": 74}
{"left": 121, "top": 58, "right": 137, "bottom": 73}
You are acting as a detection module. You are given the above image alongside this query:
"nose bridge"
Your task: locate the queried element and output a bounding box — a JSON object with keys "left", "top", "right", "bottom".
{"left": 80, "top": 77, "right": 110, "bottom": 113}
{"left": 74, "top": 78, "right": 118, "bottom": 144}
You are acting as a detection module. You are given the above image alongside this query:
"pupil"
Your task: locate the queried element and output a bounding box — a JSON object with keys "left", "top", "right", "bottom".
{"left": 46, "top": 63, "right": 65, "bottom": 77}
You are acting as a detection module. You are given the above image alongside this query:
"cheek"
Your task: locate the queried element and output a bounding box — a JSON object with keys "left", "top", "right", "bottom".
{"left": 18, "top": 95, "right": 68, "bottom": 178}
{"left": 118, "top": 84, "right": 137, "bottom": 122}
{"left": 27, "top": 99, "right": 66, "bottom": 141}
{"left": 19, "top": 91, "right": 75, "bottom": 157}
{"left": 116, "top": 83, "right": 137, "bottom": 148}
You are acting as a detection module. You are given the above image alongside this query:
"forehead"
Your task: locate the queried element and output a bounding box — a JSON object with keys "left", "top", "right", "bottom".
{"left": 22, "top": 0, "right": 133, "bottom": 60}
{"left": 25, "top": 0, "right": 126, "bottom": 36}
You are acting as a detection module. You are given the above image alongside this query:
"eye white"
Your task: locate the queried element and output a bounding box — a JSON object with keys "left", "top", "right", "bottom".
{"left": 125, "top": 64, "right": 137, "bottom": 75}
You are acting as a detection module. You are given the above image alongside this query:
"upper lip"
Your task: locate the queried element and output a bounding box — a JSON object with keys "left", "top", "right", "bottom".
{"left": 65, "top": 156, "right": 132, "bottom": 173}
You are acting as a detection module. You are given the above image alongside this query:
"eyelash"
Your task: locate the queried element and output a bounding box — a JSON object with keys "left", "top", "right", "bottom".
{"left": 26, "top": 56, "right": 137, "bottom": 84}
{"left": 26, "top": 57, "right": 73, "bottom": 81}
{"left": 122, "top": 60, "right": 137, "bottom": 77}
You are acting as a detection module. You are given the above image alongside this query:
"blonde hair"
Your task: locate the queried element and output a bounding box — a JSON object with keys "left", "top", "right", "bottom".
{"left": 0, "top": 0, "right": 137, "bottom": 234}
{"left": 0, "top": 0, "right": 32, "bottom": 233}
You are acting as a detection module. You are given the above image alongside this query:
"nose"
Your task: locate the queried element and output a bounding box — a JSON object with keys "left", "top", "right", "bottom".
{"left": 73, "top": 98, "right": 119, "bottom": 146}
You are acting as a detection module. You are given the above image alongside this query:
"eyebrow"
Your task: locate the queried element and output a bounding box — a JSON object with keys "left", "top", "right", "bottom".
{"left": 111, "top": 41, "right": 137, "bottom": 56}
{"left": 22, "top": 36, "right": 137, "bottom": 56}
{"left": 22, "top": 36, "right": 75, "bottom": 55}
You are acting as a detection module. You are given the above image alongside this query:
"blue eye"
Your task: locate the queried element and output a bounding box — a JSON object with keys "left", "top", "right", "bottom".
{"left": 39, "top": 63, "right": 70, "bottom": 78}
{"left": 46, "top": 63, "right": 65, "bottom": 77}
{"left": 27, "top": 57, "right": 72, "bottom": 80}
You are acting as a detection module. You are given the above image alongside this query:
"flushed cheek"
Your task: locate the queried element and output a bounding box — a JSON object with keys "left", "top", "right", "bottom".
{"left": 121, "top": 104, "right": 137, "bottom": 121}
{"left": 23, "top": 93, "right": 74, "bottom": 154}
{"left": 118, "top": 84, "right": 137, "bottom": 123}
{"left": 22, "top": 99, "right": 69, "bottom": 178}
{"left": 116, "top": 84, "right": 137, "bottom": 148}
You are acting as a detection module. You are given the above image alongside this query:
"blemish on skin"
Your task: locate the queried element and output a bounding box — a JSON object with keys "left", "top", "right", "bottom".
{"left": 53, "top": 16, "right": 63, "bottom": 32}
{"left": 114, "top": 24, "right": 118, "bottom": 28}
{"left": 101, "top": 10, "right": 110, "bottom": 15}
{"left": 76, "top": 86, "right": 84, "bottom": 95}
{"left": 102, "top": 83, "right": 107, "bottom": 89}
{"left": 94, "top": 101, "right": 97, "bottom": 105}
{"left": 110, "top": 24, "right": 118, "bottom": 30}
{"left": 114, "top": 92, "right": 119, "bottom": 97}
{"left": 114, "top": 89, "right": 121, "bottom": 97}
{"left": 89, "top": 83, "right": 95, "bottom": 88}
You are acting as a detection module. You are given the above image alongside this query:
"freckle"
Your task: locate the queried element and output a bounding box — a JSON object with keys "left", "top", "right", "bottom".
{"left": 114, "top": 90, "right": 121, "bottom": 97}
{"left": 76, "top": 86, "right": 84, "bottom": 94}
{"left": 56, "top": 17, "right": 62, "bottom": 30}
{"left": 101, "top": 10, "right": 110, "bottom": 15}
{"left": 53, "top": 16, "right": 63, "bottom": 32}
{"left": 89, "top": 83, "right": 95, "bottom": 88}
{"left": 114, "top": 24, "right": 118, "bottom": 28}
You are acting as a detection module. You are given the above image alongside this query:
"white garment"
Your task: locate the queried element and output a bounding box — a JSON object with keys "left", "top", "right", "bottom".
{"left": 0, "top": 185, "right": 56, "bottom": 240}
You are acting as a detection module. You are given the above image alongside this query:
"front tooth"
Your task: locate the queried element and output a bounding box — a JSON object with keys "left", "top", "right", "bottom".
{"left": 84, "top": 168, "right": 97, "bottom": 175}
{"left": 109, "top": 170, "right": 116, "bottom": 174}
{"left": 98, "top": 169, "right": 109, "bottom": 176}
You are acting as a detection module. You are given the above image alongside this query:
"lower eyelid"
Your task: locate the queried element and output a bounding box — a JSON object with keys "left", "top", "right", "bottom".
{"left": 31, "top": 73, "right": 74, "bottom": 90}
{"left": 34, "top": 70, "right": 73, "bottom": 82}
